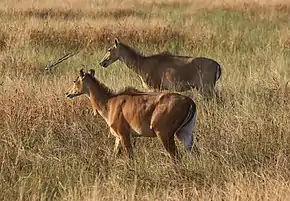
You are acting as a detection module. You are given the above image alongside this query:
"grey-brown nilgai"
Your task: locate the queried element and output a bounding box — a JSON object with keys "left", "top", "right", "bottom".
{"left": 65, "top": 69, "right": 198, "bottom": 162}
{"left": 99, "top": 39, "right": 221, "bottom": 96}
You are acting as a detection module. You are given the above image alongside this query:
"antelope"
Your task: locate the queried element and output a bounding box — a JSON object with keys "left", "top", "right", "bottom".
{"left": 99, "top": 38, "right": 221, "bottom": 96}
{"left": 65, "top": 69, "right": 198, "bottom": 162}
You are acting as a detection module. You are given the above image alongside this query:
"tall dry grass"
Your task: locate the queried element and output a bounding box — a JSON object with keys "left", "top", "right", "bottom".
{"left": 1, "top": 0, "right": 290, "bottom": 200}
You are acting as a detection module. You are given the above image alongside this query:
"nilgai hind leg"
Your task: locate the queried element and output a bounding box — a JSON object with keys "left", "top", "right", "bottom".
{"left": 149, "top": 111, "right": 183, "bottom": 162}
{"left": 113, "top": 137, "right": 122, "bottom": 157}
{"left": 155, "top": 130, "right": 180, "bottom": 162}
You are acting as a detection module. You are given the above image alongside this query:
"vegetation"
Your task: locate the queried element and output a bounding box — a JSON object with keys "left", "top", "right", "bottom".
{"left": 1, "top": 0, "right": 290, "bottom": 200}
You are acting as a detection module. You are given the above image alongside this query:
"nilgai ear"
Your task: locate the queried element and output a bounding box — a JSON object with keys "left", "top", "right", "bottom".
{"left": 79, "top": 68, "right": 85, "bottom": 77}
{"left": 88, "top": 69, "right": 95, "bottom": 77}
{"left": 114, "top": 38, "right": 119, "bottom": 46}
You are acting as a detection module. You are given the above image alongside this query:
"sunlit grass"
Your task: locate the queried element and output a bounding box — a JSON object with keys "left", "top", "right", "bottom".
{"left": 1, "top": 0, "right": 290, "bottom": 200}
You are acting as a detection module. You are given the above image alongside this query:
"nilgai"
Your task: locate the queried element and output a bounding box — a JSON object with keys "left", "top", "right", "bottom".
{"left": 65, "top": 69, "right": 198, "bottom": 162}
{"left": 99, "top": 38, "right": 221, "bottom": 96}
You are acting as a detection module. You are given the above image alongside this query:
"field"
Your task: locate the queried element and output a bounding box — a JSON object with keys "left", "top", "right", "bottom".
{"left": 1, "top": 0, "right": 290, "bottom": 200}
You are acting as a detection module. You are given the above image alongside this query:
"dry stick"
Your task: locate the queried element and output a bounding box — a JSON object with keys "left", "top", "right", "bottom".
{"left": 44, "top": 40, "right": 93, "bottom": 71}
{"left": 44, "top": 51, "right": 79, "bottom": 71}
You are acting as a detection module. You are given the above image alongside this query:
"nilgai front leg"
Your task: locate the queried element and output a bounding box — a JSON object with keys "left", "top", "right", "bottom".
{"left": 111, "top": 124, "right": 134, "bottom": 159}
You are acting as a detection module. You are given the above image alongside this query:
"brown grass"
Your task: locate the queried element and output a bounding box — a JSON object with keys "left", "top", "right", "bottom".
{"left": 28, "top": 21, "right": 185, "bottom": 51}
{"left": 0, "top": 8, "right": 148, "bottom": 20}
{"left": 0, "top": 31, "right": 8, "bottom": 51}
{"left": 1, "top": 0, "right": 290, "bottom": 200}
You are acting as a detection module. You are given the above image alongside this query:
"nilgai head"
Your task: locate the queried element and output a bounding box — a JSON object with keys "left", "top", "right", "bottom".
{"left": 65, "top": 69, "right": 95, "bottom": 98}
{"left": 99, "top": 38, "right": 120, "bottom": 68}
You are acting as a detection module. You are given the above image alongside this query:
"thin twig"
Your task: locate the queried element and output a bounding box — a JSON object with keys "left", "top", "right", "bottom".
{"left": 44, "top": 51, "right": 80, "bottom": 71}
{"left": 44, "top": 39, "right": 93, "bottom": 71}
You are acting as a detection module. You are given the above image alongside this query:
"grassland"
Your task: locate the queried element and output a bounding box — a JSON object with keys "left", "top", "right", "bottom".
{"left": 1, "top": 0, "right": 290, "bottom": 200}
